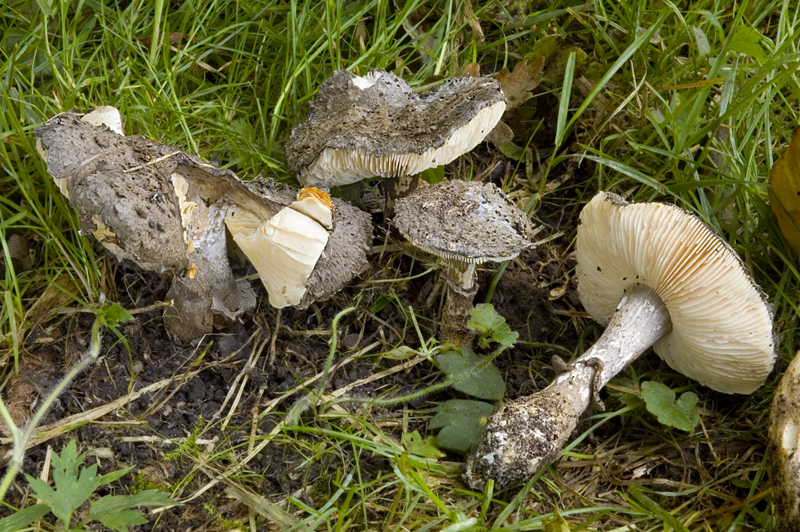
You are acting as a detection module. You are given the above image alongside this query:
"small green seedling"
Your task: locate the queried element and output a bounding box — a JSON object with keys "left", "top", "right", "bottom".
{"left": 429, "top": 400, "right": 496, "bottom": 454}
{"left": 641, "top": 381, "right": 700, "bottom": 432}
{"left": 0, "top": 441, "right": 176, "bottom": 532}
{"left": 467, "top": 303, "right": 519, "bottom": 349}
{"left": 435, "top": 348, "right": 505, "bottom": 401}
{"left": 402, "top": 430, "right": 445, "bottom": 458}
{"left": 429, "top": 305, "right": 516, "bottom": 453}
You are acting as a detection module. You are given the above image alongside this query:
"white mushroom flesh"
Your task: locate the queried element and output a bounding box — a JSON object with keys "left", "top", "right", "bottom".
{"left": 351, "top": 71, "right": 385, "bottom": 90}
{"left": 80, "top": 106, "right": 125, "bottom": 135}
{"left": 170, "top": 173, "right": 198, "bottom": 251}
{"left": 225, "top": 206, "right": 330, "bottom": 308}
{"left": 300, "top": 101, "right": 506, "bottom": 187}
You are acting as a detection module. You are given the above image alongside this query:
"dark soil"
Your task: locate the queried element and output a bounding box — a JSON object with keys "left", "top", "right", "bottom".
{"left": 0, "top": 167, "right": 769, "bottom": 531}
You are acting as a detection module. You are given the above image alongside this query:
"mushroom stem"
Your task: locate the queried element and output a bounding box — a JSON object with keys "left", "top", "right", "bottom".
{"left": 464, "top": 284, "right": 672, "bottom": 489}
{"left": 768, "top": 352, "right": 800, "bottom": 532}
{"left": 383, "top": 173, "right": 420, "bottom": 217}
{"left": 440, "top": 261, "right": 478, "bottom": 347}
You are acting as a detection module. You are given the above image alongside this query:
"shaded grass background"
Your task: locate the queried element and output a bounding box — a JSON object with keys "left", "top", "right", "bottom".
{"left": 1, "top": 0, "right": 800, "bottom": 530}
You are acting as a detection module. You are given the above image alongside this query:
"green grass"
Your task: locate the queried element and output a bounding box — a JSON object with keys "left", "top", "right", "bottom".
{"left": 2, "top": 0, "right": 800, "bottom": 530}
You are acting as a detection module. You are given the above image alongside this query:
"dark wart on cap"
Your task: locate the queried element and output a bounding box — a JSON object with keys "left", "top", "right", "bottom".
{"left": 285, "top": 70, "right": 507, "bottom": 188}
{"left": 465, "top": 191, "right": 776, "bottom": 490}
{"left": 394, "top": 179, "right": 535, "bottom": 346}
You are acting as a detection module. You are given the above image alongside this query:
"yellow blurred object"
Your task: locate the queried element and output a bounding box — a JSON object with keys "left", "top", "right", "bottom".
{"left": 770, "top": 128, "right": 800, "bottom": 255}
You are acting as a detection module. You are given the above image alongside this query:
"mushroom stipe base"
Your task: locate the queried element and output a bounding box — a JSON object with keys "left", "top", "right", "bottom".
{"left": 465, "top": 284, "right": 672, "bottom": 490}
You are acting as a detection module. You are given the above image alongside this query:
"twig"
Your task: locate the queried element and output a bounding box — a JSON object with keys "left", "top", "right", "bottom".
{"left": 122, "top": 151, "right": 182, "bottom": 173}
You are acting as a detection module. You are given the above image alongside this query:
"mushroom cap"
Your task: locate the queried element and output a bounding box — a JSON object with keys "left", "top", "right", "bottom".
{"left": 35, "top": 114, "right": 192, "bottom": 273}
{"left": 285, "top": 70, "right": 506, "bottom": 187}
{"left": 224, "top": 182, "right": 373, "bottom": 309}
{"left": 576, "top": 191, "right": 776, "bottom": 394}
{"left": 393, "top": 179, "right": 535, "bottom": 263}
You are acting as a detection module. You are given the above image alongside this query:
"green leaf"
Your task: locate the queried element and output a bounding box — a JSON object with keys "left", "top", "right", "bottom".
{"left": 89, "top": 491, "right": 177, "bottom": 532}
{"left": 467, "top": 304, "right": 518, "bottom": 349}
{"left": 33, "top": 0, "right": 55, "bottom": 17}
{"left": 435, "top": 348, "right": 505, "bottom": 401}
{"left": 63, "top": 465, "right": 104, "bottom": 520}
{"left": 554, "top": 51, "right": 576, "bottom": 147}
{"left": 641, "top": 381, "right": 699, "bottom": 432}
{"left": 24, "top": 475, "right": 67, "bottom": 522}
{"left": 497, "top": 142, "right": 525, "bottom": 161}
{"left": 0, "top": 504, "right": 50, "bottom": 532}
{"left": 419, "top": 165, "right": 445, "bottom": 185}
{"left": 401, "top": 430, "right": 445, "bottom": 458}
{"left": 429, "top": 400, "right": 496, "bottom": 453}
{"left": 97, "top": 466, "right": 135, "bottom": 486}
{"left": 627, "top": 485, "right": 691, "bottom": 532}
{"left": 50, "top": 440, "right": 82, "bottom": 478}
{"left": 526, "top": 35, "right": 559, "bottom": 62}
{"left": 98, "top": 303, "right": 134, "bottom": 328}
{"left": 543, "top": 508, "right": 570, "bottom": 532}
{"left": 728, "top": 26, "right": 767, "bottom": 62}
{"left": 692, "top": 26, "right": 710, "bottom": 57}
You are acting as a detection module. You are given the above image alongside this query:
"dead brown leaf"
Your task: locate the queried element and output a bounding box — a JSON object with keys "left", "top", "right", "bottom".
{"left": 485, "top": 121, "right": 514, "bottom": 145}
{"left": 495, "top": 57, "right": 545, "bottom": 111}
{"left": 422, "top": 74, "right": 445, "bottom": 85}
{"left": 770, "top": 127, "right": 800, "bottom": 254}
{"left": 461, "top": 63, "right": 481, "bottom": 77}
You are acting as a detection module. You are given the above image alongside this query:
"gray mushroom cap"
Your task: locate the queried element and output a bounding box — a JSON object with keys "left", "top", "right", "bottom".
{"left": 36, "top": 110, "right": 373, "bottom": 340}
{"left": 285, "top": 70, "right": 507, "bottom": 188}
{"left": 393, "top": 179, "right": 535, "bottom": 264}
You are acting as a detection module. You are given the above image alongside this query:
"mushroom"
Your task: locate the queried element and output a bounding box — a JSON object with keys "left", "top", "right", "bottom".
{"left": 35, "top": 111, "right": 259, "bottom": 341}
{"left": 464, "top": 191, "right": 777, "bottom": 489}
{"left": 284, "top": 69, "right": 506, "bottom": 210}
{"left": 35, "top": 110, "right": 372, "bottom": 341}
{"left": 393, "top": 179, "right": 535, "bottom": 346}
{"left": 223, "top": 182, "right": 373, "bottom": 309}
{"left": 768, "top": 352, "right": 800, "bottom": 531}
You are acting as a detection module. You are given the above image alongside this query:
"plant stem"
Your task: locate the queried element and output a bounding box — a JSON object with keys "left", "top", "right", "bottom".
{"left": 465, "top": 284, "right": 672, "bottom": 490}
{"left": 0, "top": 319, "right": 103, "bottom": 503}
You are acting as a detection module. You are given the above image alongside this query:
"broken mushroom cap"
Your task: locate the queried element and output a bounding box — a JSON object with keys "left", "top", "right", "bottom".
{"left": 768, "top": 351, "right": 800, "bottom": 532}
{"left": 35, "top": 112, "right": 192, "bottom": 274}
{"left": 285, "top": 70, "right": 507, "bottom": 188}
{"left": 577, "top": 191, "right": 776, "bottom": 394}
{"left": 35, "top": 112, "right": 261, "bottom": 342}
{"left": 394, "top": 179, "right": 535, "bottom": 344}
{"left": 224, "top": 183, "right": 372, "bottom": 309}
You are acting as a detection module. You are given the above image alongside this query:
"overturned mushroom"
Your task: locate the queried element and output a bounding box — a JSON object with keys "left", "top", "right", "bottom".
{"left": 36, "top": 109, "right": 372, "bottom": 341}
{"left": 465, "top": 191, "right": 776, "bottom": 489}
{"left": 36, "top": 111, "right": 257, "bottom": 341}
{"left": 285, "top": 69, "right": 506, "bottom": 209}
{"left": 393, "top": 179, "right": 535, "bottom": 346}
